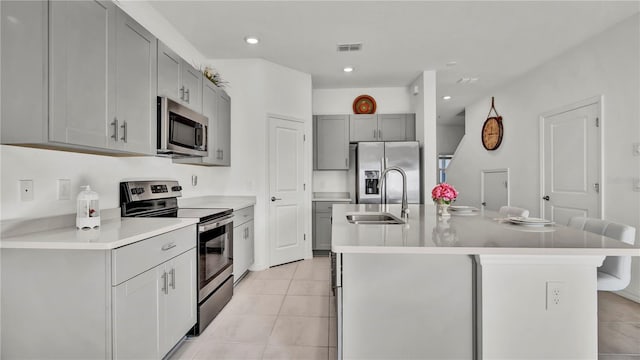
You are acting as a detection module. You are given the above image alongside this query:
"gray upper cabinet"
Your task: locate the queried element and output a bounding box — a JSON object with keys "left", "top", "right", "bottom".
{"left": 314, "top": 115, "right": 349, "bottom": 170}
{"left": 113, "top": 10, "right": 157, "bottom": 154}
{"left": 181, "top": 61, "right": 203, "bottom": 112}
{"left": 49, "top": 0, "right": 116, "bottom": 149}
{"left": 1, "top": 1, "right": 157, "bottom": 155}
{"left": 157, "top": 41, "right": 203, "bottom": 112}
{"left": 349, "top": 114, "right": 416, "bottom": 142}
{"left": 349, "top": 114, "right": 378, "bottom": 142}
{"left": 157, "top": 41, "right": 182, "bottom": 101}
{"left": 217, "top": 90, "right": 231, "bottom": 166}
{"left": 1, "top": 0, "right": 48, "bottom": 144}
{"left": 174, "top": 81, "right": 231, "bottom": 166}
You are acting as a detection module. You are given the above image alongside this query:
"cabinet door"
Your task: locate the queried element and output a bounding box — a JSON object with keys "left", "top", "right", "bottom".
{"left": 157, "top": 41, "right": 181, "bottom": 101}
{"left": 246, "top": 220, "right": 255, "bottom": 268}
{"left": 113, "top": 266, "right": 160, "bottom": 360}
{"left": 202, "top": 81, "right": 220, "bottom": 165}
{"left": 181, "top": 60, "right": 203, "bottom": 112}
{"left": 315, "top": 115, "right": 349, "bottom": 170}
{"left": 217, "top": 89, "right": 232, "bottom": 166}
{"left": 161, "top": 248, "right": 197, "bottom": 357}
{"left": 49, "top": 0, "right": 116, "bottom": 149}
{"left": 233, "top": 225, "right": 247, "bottom": 282}
{"left": 314, "top": 212, "right": 332, "bottom": 250}
{"left": 378, "top": 114, "right": 407, "bottom": 141}
{"left": 114, "top": 9, "right": 157, "bottom": 154}
{"left": 1, "top": 0, "right": 48, "bottom": 144}
{"left": 349, "top": 114, "right": 378, "bottom": 142}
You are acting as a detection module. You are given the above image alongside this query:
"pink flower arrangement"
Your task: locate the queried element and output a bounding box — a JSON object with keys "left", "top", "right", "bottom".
{"left": 432, "top": 183, "right": 458, "bottom": 204}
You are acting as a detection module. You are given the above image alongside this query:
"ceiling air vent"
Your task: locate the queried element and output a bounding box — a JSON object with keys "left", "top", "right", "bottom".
{"left": 456, "top": 77, "right": 479, "bottom": 84}
{"left": 337, "top": 43, "right": 363, "bottom": 52}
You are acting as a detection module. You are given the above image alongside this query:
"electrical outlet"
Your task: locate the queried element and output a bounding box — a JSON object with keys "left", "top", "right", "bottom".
{"left": 191, "top": 175, "right": 198, "bottom": 186}
{"left": 57, "top": 179, "right": 71, "bottom": 200}
{"left": 546, "top": 281, "right": 564, "bottom": 310}
{"left": 633, "top": 178, "right": 640, "bottom": 192}
{"left": 633, "top": 143, "right": 640, "bottom": 156}
{"left": 19, "top": 180, "right": 34, "bottom": 202}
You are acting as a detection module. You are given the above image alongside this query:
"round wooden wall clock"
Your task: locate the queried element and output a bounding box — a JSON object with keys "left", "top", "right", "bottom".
{"left": 353, "top": 95, "right": 377, "bottom": 114}
{"left": 481, "top": 97, "right": 504, "bottom": 151}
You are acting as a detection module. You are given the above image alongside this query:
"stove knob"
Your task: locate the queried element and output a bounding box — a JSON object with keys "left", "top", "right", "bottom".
{"left": 138, "top": 187, "right": 145, "bottom": 194}
{"left": 172, "top": 186, "right": 182, "bottom": 192}
{"left": 131, "top": 188, "right": 138, "bottom": 195}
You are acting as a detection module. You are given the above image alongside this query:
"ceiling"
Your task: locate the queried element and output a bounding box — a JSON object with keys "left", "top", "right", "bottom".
{"left": 148, "top": 1, "right": 639, "bottom": 124}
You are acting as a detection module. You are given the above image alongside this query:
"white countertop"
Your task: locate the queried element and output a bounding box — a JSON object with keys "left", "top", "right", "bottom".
{"left": 178, "top": 195, "right": 256, "bottom": 210}
{"left": 332, "top": 204, "right": 640, "bottom": 256}
{"left": 0, "top": 217, "right": 198, "bottom": 250}
{"left": 312, "top": 192, "right": 352, "bottom": 202}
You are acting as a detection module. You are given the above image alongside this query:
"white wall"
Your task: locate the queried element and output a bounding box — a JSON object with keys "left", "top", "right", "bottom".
{"left": 312, "top": 87, "right": 413, "bottom": 193}
{"left": 437, "top": 125, "right": 465, "bottom": 155}
{"left": 446, "top": 14, "right": 640, "bottom": 301}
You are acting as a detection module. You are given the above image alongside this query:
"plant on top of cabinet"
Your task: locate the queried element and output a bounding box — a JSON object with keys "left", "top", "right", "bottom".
{"left": 203, "top": 67, "right": 228, "bottom": 88}
{"left": 1, "top": 1, "right": 157, "bottom": 156}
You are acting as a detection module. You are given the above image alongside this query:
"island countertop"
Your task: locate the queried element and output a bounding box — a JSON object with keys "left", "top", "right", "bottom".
{"left": 331, "top": 204, "right": 640, "bottom": 256}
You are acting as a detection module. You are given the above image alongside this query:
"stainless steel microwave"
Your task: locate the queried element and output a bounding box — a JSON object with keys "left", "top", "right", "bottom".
{"left": 157, "top": 96, "right": 208, "bottom": 157}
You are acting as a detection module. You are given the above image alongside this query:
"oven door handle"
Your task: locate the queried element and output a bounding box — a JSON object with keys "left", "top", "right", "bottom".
{"left": 199, "top": 215, "right": 234, "bottom": 233}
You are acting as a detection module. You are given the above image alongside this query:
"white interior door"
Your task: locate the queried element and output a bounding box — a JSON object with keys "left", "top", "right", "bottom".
{"left": 481, "top": 169, "right": 509, "bottom": 212}
{"left": 542, "top": 101, "right": 600, "bottom": 225}
{"left": 269, "top": 116, "right": 305, "bottom": 266}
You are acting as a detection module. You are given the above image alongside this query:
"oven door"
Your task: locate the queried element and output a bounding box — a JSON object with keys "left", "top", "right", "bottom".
{"left": 198, "top": 215, "right": 233, "bottom": 300}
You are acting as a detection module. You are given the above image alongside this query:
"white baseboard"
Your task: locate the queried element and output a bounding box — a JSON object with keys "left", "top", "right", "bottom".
{"left": 615, "top": 289, "right": 640, "bottom": 303}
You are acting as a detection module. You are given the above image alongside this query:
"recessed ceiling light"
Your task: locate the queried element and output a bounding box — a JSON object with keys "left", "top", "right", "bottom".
{"left": 244, "top": 36, "right": 259, "bottom": 45}
{"left": 446, "top": 61, "right": 457, "bottom": 67}
{"left": 442, "top": 96, "right": 452, "bottom": 100}
{"left": 343, "top": 67, "right": 354, "bottom": 73}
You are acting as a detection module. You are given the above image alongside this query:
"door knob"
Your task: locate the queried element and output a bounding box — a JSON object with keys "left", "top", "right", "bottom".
{"left": 271, "top": 196, "right": 282, "bottom": 202}
{"left": 542, "top": 196, "right": 550, "bottom": 201}
{"left": 481, "top": 202, "right": 487, "bottom": 206}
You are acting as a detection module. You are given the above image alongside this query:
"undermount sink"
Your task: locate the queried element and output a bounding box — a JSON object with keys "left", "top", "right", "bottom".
{"left": 346, "top": 212, "right": 405, "bottom": 225}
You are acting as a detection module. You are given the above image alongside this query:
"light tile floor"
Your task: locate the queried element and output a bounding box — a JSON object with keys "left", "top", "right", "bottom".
{"left": 169, "top": 257, "right": 336, "bottom": 360}
{"left": 598, "top": 291, "right": 640, "bottom": 359}
{"left": 169, "top": 257, "right": 640, "bottom": 360}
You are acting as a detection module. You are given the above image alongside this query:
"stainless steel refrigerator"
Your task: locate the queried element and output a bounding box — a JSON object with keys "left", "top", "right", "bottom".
{"left": 350, "top": 141, "right": 420, "bottom": 204}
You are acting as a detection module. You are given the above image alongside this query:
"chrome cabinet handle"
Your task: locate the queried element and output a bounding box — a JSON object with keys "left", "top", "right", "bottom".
{"left": 373, "top": 129, "right": 376, "bottom": 139}
{"left": 378, "top": 129, "right": 382, "bottom": 139}
{"left": 111, "top": 119, "right": 119, "bottom": 141}
{"left": 161, "top": 242, "right": 176, "bottom": 251}
{"left": 120, "top": 121, "right": 127, "bottom": 142}
{"left": 345, "top": 158, "right": 348, "bottom": 167}
{"left": 161, "top": 271, "right": 168, "bottom": 294}
{"left": 271, "top": 196, "right": 282, "bottom": 202}
{"left": 169, "top": 268, "right": 176, "bottom": 289}
{"left": 180, "top": 86, "right": 185, "bottom": 100}
{"left": 185, "top": 89, "right": 190, "bottom": 103}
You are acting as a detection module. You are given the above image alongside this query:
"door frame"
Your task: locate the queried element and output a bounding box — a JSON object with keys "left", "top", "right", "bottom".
{"left": 538, "top": 95, "right": 603, "bottom": 219}
{"left": 480, "top": 168, "right": 510, "bottom": 210}
{"left": 266, "top": 113, "right": 311, "bottom": 266}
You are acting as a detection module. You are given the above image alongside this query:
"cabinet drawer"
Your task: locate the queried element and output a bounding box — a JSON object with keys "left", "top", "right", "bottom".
{"left": 112, "top": 225, "right": 196, "bottom": 285}
{"left": 233, "top": 206, "right": 254, "bottom": 227}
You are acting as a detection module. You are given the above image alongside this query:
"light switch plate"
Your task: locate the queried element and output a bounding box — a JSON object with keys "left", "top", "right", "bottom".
{"left": 57, "top": 179, "right": 71, "bottom": 200}
{"left": 634, "top": 178, "right": 640, "bottom": 192}
{"left": 633, "top": 143, "right": 640, "bottom": 156}
{"left": 19, "top": 180, "right": 34, "bottom": 202}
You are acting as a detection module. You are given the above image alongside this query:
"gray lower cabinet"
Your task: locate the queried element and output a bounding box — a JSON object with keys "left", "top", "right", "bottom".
{"left": 1, "top": 0, "right": 157, "bottom": 155}
{"left": 174, "top": 82, "right": 231, "bottom": 166}
{"left": 157, "top": 40, "right": 203, "bottom": 113}
{"left": 348, "top": 114, "right": 416, "bottom": 142}
{"left": 313, "top": 201, "right": 349, "bottom": 250}
{"left": 233, "top": 206, "right": 254, "bottom": 283}
{"left": 314, "top": 115, "right": 349, "bottom": 170}
{"left": 0, "top": 225, "right": 197, "bottom": 359}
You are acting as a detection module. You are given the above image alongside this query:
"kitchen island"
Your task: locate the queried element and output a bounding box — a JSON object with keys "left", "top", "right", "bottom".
{"left": 331, "top": 204, "right": 639, "bottom": 360}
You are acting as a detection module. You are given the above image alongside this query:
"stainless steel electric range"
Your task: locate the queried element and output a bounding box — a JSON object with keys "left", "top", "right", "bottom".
{"left": 120, "top": 180, "right": 233, "bottom": 336}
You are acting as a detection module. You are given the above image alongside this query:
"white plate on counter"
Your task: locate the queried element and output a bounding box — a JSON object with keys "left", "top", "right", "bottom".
{"left": 507, "top": 216, "right": 555, "bottom": 227}
{"left": 449, "top": 205, "right": 479, "bottom": 213}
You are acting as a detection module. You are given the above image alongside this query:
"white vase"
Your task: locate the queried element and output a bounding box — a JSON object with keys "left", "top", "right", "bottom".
{"left": 437, "top": 203, "right": 451, "bottom": 218}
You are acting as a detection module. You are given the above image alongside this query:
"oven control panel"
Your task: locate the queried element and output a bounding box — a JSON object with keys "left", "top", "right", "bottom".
{"left": 120, "top": 180, "right": 182, "bottom": 202}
